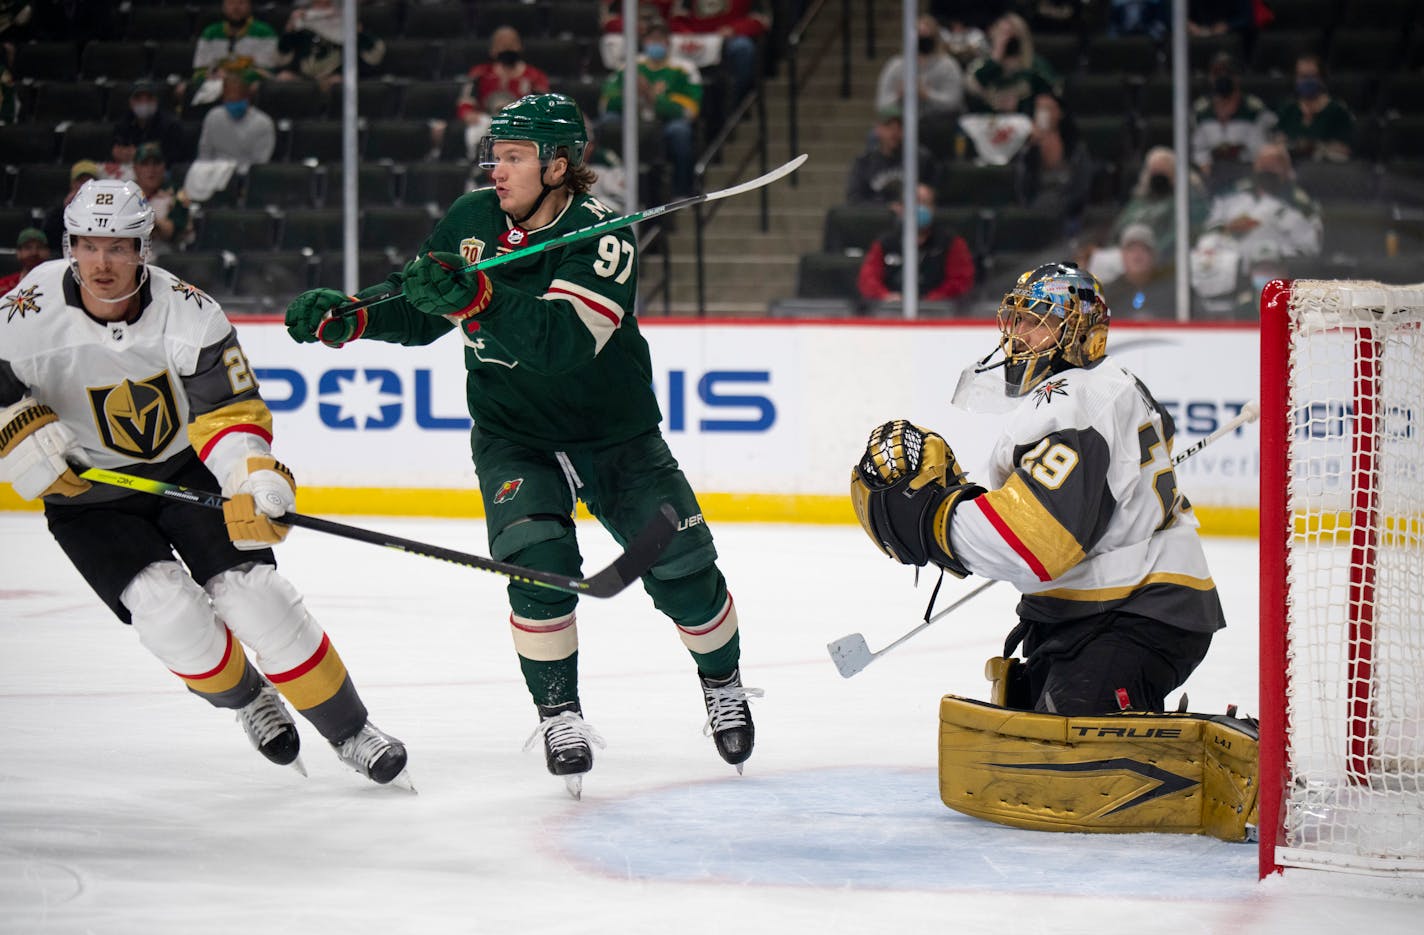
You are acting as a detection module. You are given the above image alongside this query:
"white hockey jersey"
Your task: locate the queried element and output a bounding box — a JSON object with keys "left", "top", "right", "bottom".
{"left": 0, "top": 259, "right": 274, "bottom": 504}
{"left": 950, "top": 357, "right": 1225, "bottom": 634}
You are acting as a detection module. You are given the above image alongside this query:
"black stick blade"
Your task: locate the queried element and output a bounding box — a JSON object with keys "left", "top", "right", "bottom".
{"left": 584, "top": 502, "right": 681, "bottom": 598}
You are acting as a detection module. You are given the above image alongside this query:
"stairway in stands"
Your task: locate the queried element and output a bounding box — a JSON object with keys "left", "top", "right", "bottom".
{"left": 655, "top": 2, "right": 883, "bottom": 316}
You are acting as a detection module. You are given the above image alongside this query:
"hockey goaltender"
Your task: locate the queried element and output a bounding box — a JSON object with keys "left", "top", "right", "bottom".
{"left": 850, "top": 263, "right": 1259, "bottom": 842}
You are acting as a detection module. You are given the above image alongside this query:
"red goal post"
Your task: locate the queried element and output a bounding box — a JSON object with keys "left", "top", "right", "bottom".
{"left": 1259, "top": 278, "right": 1424, "bottom": 879}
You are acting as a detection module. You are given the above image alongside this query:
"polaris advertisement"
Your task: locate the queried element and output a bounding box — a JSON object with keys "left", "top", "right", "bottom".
{"left": 232, "top": 321, "right": 1262, "bottom": 513}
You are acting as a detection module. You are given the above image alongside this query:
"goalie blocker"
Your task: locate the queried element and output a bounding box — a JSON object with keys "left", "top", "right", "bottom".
{"left": 938, "top": 693, "right": 1259, "bottom": 842}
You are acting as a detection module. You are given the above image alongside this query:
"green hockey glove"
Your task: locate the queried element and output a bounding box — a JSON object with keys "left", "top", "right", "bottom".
{"left": 402, "top": 251, "right": 494, "bottom": 321}
{"left": 285, "top": 288, "right": 365, "bottom": 347}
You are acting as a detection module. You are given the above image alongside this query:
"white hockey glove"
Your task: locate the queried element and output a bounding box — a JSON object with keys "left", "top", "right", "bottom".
{"left": 222, "top": 456, "right": 296, "bottom": 549}
{"left": 0, "top": 398, "right": 91, "bottom": 500}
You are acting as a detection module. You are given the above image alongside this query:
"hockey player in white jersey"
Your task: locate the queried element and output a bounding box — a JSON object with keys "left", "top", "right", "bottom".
{"left": 851, "top": 262, "right": 1225, "bottom": 716}
{"left": 0, "top": 179, "right": 409, "bottom": 785}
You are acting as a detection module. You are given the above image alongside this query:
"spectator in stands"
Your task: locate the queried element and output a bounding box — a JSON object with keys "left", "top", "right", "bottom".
{"left": 112, "top": 79, "right": 188, "bottom": 167}
{"left": 584, "top": 118, "right": 629, "bottom": 213}
{"left": 0, "top": 227, "right": 48, "bottom": 294}
{"left": 1187, "top": 0, "right": 1254, "bottom": 39}
{"left": 1191, "top": 51, "right": 1275, "bottom": 192}
{"left": 456, "top": 26, "right": 552, "bottom": 162}
{"left": 845, "top": 106, "right": 935, "bottom": 204}
{"left": 189, "top": 0, "right": 281, "bottom": 107}
{"left": 876, "top": 14, "right": 965, "bottom": 120}
{"left": 1110, "top": 146, "right": 1210, "bottom": 257}
{"left": 1107, "top": 0, "right": 1170, "bottom": 39}
{"left": 857, "top": 181, "right": 975, "bottom": 309}
{"left": 132, "top": 143, "right": 192, "bottom": 257}
{"left": 1275, "top": 53, "right": 1354, "bottom": 164}
{"left": 599, "top": 17, "right": 702, "bottom": 198}
{"left": 936, "top": 15, "right": 990, "bottom": 68}
{"left": 965, "top": 12, "right": 1061, "bottom": 116}
{"left": 196, "top": 68, "right": 276, "bottom": 170}
{"left": 1102, "top": 223, "right": 1177, "bottom": 320}
{"left": 275, "top": 0, "right": 385, "bottom": 93}
{"left": 600, "top": 0, "right": 677, "bottom": 35}
{"left": 1016, "top": 93, "right": 1092, "bottom": 237}
{"left": 41, "top": 160, "right": 101, "bottom": 254}
{"left": 676, "top": 0, "right": 769, "bottom": 106}
{"left": 1192, "top": 141, "right": 1321, "bottom": 317}
{"left": 105, "top": 128, "right": 138, "bottom": 183}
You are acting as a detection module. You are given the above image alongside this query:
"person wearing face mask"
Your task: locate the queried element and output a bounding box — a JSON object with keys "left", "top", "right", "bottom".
{"left": 274, "top": 0, "right": 385, "bottom": 93}
{"left": 1190, "top": 52, "right": 1276, "bottom": 192}
{"left": 598, "top": 18, "right": 703, "bottom": 198}
{"left": 112, "top": 80, "right": 188, "bottom": 166}
{"left": 1017, "top": 93, "right": 1092, "bottom": 237}
{"left": 1192, "top": 141, "right": 1321, "bottom": 318}
{"left": 196, "top": 67, "right": 276, "bottom": 170}
{"left": 965, "top": 12, "right": 1060, "bottom": 116}
{"left": 1107, "top": 146, "right": 1209, "bottom": 258}
{"left": 857, "top": 181, "right": 976, "bottom": 311}
{"left": 1275, "top": 53, "right": 1354, "bottom": 164}
{"left": 875, "top": 14, "right": 965, "bottom": 119}
{"left": 189, "top": 0, "right": 280, "bottom": 107}
{"left": 674, "top": 0, "right": 770, "bottom": 107}
{"left": 456, "top": 26, "right": 551, "bottom": 162}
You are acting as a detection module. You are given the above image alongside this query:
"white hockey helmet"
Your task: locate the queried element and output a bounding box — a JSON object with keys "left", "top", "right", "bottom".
{"left": 63, "top": 178, "right": 155, "bottom": 269}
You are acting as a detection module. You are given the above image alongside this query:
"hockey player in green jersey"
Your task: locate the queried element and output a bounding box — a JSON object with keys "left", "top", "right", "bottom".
{"left": 284, "top": 92, "right": 758, "bottom": 797}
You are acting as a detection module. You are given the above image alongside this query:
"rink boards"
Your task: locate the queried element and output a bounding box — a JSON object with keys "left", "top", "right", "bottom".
{"left": 1, "top": 319, "right": 1261, "bottom": 534}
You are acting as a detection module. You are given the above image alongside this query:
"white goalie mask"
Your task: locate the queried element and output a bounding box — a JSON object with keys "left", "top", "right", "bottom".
{"left": 63, "top": 179, "right": 155, "bottom": 302}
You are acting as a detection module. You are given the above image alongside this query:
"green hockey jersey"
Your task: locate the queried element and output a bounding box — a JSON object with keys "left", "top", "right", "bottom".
{"left": 354, "top": 188, "right": 661, "bottom": 451}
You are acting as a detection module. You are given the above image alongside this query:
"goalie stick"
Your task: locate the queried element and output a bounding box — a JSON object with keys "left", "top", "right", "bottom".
{"left": 76, "top": 466, "right": 678, "bottom": 598}
{"left": 328, "top": 153, "right": 810, "bottom": 319}
{"left": 827, "top": 400, "right": 1262, "bottom": 678}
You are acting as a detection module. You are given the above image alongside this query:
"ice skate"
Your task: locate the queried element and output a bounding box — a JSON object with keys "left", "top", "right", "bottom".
{"left": 237, "top": 683, "right": 307, "bottom": 777}
{"left": 524, "top": 702, "right": 605, "bottom": 800}
{"left": 700, "top": 668, "right": 764, "bottom": 774}
{"left": 330, "top": 721, "right": 413, "bottom": 791}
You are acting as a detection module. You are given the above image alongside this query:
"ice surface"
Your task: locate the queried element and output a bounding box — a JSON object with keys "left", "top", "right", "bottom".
{"left": 2, "top": 514, "right": 1421, "bottom": 934}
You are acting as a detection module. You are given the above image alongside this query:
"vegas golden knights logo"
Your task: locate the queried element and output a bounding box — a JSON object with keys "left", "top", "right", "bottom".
{"left": 87, "top": 371, "right": 180, "bottom": 459}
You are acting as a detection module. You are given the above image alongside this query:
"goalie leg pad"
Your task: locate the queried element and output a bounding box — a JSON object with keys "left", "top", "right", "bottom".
{"left": 122, "top": 561, "right": 262, "bottom": 707}
{"left": 208, "top": 563, "right": 365, "bottom": 742}
{"left": 984, "top": 656, "right": 1032, "bottom": 709}
{"left": 937, "top": 694, "right": 1259, "bottom": 841}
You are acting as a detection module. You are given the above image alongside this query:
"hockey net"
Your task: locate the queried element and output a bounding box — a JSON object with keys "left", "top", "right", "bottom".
{"left": 1259, "top": 279, "right": 1424, "bottom": 878}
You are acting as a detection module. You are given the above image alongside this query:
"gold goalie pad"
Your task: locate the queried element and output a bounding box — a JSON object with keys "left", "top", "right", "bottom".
{"left": 938, "top": 695, "right": 1258, "bottom": 842}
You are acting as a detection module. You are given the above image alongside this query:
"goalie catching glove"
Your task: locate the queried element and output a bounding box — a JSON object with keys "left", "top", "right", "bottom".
{"left": 284, "top": 288, "right": 366, "bottom": 348}
{"left": 0, "top": 398, "right": 90, "bottom": 499}
{"left": 221, "top": 456, "right": 297, "bottom": 549}
{"left": 850, "top": 420, "right": 983, "bottom": 575}
{"left": 402, "top": 251, "right": 494, "bottom": 322}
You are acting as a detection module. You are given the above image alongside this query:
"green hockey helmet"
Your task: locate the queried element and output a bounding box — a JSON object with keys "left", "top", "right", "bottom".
{"left": 477, "top": 93, "right": 588, "bottom": 169}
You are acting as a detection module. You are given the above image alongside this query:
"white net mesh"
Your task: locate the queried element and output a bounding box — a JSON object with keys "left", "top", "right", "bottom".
{"left": 1280, "top": 280, "right": 1424, "bottom": 874}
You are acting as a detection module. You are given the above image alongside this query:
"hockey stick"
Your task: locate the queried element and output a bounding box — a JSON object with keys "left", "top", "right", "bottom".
{"left": 826, "top": 400, "right": 1262, "bottom": 677}
{"left": 76, "top": 466, "right": 678, "bottom": 598}
{"left": 328, "top": 153, "right": 810, "bottom": 319}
